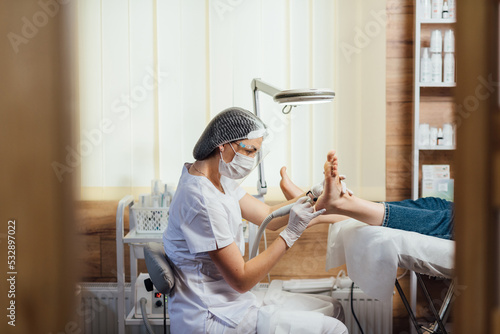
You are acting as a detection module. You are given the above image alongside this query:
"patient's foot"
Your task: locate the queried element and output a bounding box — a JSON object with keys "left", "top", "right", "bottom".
{"left": 315, "top": 150, "right": 343, "bottom": 212}
{"left": 279, "top": 166, "right": 303, "bottom": 200}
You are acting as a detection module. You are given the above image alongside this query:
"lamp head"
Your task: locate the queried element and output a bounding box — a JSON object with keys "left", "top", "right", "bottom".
{"left": 273, "top": 88, "right": 335, "bottom": 105}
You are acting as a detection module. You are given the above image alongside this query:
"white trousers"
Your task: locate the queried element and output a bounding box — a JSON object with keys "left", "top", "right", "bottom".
{"left": 205, "top": 289, "right": 348, "bottom": 334}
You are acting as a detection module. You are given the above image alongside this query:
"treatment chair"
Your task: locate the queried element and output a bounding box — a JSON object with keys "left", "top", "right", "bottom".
{"left": 143, "top": 242, "right": 176, "bottom": 334}
{"left": 325, "top": 219, "right": 456, "bottom": 334}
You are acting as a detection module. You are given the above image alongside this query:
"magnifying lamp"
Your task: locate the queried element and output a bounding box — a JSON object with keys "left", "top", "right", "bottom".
{"left": 250, "top": 78, "right": 335, "bottom": 196}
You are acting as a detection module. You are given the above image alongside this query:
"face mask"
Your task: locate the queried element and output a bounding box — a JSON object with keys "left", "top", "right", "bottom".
{"left": 219, "top": 143, "right": 255, "bottom": 179}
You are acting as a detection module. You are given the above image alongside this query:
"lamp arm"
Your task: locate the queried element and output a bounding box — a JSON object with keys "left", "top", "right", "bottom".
{"left": 251, "top": 78, "right": 282, "bottom": 98}
{"left": 251, "top": 79, "right": 274, "bottom": 196}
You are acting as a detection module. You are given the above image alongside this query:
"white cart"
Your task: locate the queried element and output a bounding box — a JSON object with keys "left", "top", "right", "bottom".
{"left": 116, "top": 195, "right": 170, "bottom": 334}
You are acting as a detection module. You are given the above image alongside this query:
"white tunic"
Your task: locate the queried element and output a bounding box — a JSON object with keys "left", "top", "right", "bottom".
{"left": 163, "top": 163, "right": 258, "bottom": 334}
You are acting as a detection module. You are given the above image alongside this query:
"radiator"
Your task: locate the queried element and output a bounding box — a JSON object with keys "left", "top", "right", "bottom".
{"left": 78, "top": 283, "right": 391, "bottom": 334}
{"left": 333, "top": 287, "right": 393, "bottom": 334}
{"left": 78, "top": 282, "right": 168, "bottom": 334}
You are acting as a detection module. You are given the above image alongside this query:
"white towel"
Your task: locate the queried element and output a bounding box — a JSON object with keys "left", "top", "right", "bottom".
{"left": 325, "top": 219, "right": 455, "bottom": 301}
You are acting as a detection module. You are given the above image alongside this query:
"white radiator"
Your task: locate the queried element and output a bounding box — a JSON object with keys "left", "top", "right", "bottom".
{"left": 78, "top": 283, "right": 168, "bottom": 334}
{"left": 78, "top": 282, "right": 391, "bottom": 334}
{"left": 333, "top": 287, "right": 393, "bottom": 334}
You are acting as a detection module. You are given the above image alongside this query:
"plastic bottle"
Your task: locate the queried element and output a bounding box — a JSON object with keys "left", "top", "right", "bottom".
{"left": 431, "top": 53, "right": 442, "bottom": 82}
{"left": 430, "top": 30, "right": 443, "bottom": 53}
{"left": 163, "top": 184, "right": 173, "bottom": 207}
{"left": 437, "top": 128, "right": 444, "bottom": 145}
{"left": 442, "top": 1, "right": 449, "bottom": 18}
{"left": 431, "top": 0, "right": 443, "bottom": 19}
{"left": 419, "top": 123, "right": 430, "bottom": 146}
{"left": 429, "top": 127, "right": 438, "bottom": 146}
{"left": 448, "top": 0, "right": 455, "bottom": 19}
{"left": 422, "top": 0, "right": 432, "bottom": 19}
{"left": 443, "top": 53, "right": 455, "bottom": 83}
{"left": 151, "top": 179, "right": 161, "bottom": 207}
{"left": 421, "top": 48, "right": 432, "bottom": 83}
{"left": 443, "top": 123, "right": 453, "bottom": 146}
{"left": 443, "top": 29, "right": 455, "bottom": 53}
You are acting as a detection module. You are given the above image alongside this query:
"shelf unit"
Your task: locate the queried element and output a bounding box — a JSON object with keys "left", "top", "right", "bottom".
{"left": 412, "top": 3, "right": 457, "bottom": 200}
{"left": 410, "top": 3, "right": 457, "bottom": 334}
{"left": 116, "top": 195, "right": 169, "bottom": 334}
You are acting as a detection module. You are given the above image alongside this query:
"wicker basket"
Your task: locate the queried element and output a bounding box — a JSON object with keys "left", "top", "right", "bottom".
{"left": 131, "top": 205, "right": 169, "bottom": 233}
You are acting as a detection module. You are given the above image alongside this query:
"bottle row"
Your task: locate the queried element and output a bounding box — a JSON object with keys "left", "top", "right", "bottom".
{"left": 421, "top": 0, "right": 456, "bottom": 20}
{"left": 418, "top": 123, "right": 454, "bottom": 147}
{"left": 420, "top": 50, "right": 455, "bottom": 83}
{"left": 421, "top": 29, "right": 455, "bottom": 83}
{"left": 136, "top": 179, "right": 174, "bottom": 208}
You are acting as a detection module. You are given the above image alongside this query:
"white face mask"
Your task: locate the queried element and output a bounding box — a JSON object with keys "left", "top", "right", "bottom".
{"left": 219, "top": 143, "right": 255, "bottom": 179}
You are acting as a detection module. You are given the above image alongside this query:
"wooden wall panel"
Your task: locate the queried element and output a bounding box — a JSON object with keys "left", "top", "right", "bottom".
{"left": 76, "top": 201, "right": 344, "bottom": 282}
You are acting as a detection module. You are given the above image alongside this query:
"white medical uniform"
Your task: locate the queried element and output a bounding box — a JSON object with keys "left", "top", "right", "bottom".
{"left": 164, "top": 164, "right": 348, "bottom": 334}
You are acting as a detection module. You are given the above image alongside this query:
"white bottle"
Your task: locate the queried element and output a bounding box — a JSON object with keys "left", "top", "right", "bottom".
{"left": 421, "top": 48, "right": 432, "bottom": 83}
{"left": 430, "top": 30, "right": 443, "bottom": 53}
{"left": 443, "top": 53, "right": 455, "bottom": 83}
{"left": 443, "top": 123, "right": 454, "bottom": 146}
{"left": 431, "top": 53, "right": 442, "bottom": 82}
{"left": 419, "top": 123, "right": 430, "bottom": 146}
{"left": 443, "top": 29, "right": 455, "bottom": 52}
{"left": 422, "top": 0, "right": 432, "bottom": 19}
{"left": 448, "top": 0, "right": 455, "bottom": 19}
{"left": 437, "top": 128, "right": 444, "bottom": 145}
{"left": 442, "top": 1, "right": 449, "bottom": 18}
{"left": 431, "top": 0, "right": 443, "bottom": 19}
{"left": 429, "top": 127, "right": 438, "bottom": 146}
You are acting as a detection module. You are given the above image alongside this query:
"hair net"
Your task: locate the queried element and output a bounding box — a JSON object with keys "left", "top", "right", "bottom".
{"left": 193, "top": 107, "right": 267, "bottom": 160}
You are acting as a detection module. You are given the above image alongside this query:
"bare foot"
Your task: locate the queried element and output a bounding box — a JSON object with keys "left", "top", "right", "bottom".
{"left": 315, "top": 150, "right": 343, "bottom": 213}
{"left": 279, "top": 166, "right": 303, "bottom": 200}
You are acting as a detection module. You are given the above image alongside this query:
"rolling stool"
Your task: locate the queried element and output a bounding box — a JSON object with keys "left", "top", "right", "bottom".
{"left": 144, "top": 242, "right": 176, "bottom": 334}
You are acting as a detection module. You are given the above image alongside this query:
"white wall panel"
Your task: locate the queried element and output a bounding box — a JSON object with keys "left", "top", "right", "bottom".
{"left": 289, "top": 0, "right": 312, "bottom": 188}
{"left": 259, "top": 0, "right": 289, "bottom": 190}
{"left": 209, "top": 0, "right": 235, "bottom": 118}
{"left": 78, "top": 0, "right": 385, "bottom": 200}
{"left": 157, "top": 0, "right": 184, "bottom": 185}
{"left": 180, "top": 0, "right": 208, "bottom": 164}
{"left": 232, "top": 0, "right": 262, "bottom": 189}
{"left": 78, "top": 0, "right": 103, "bottom": 188}
{"left": 101, "top": 0, "right": 132, "bottom": 188}
{"left": 129, "top": 0, "right": 156, "bottom": 187}
{"left": 312, "top": 0, "right": 336, "bottom": 184}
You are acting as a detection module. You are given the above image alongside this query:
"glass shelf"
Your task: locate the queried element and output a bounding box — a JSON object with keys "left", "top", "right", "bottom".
{"left": 419, "top": 18, "right": 456, "bottom": 24}
{"left": 418, "top": 145, "right": 456, "bottom": 150}
{"left": 419, "top": 82, "right": 456, "bottom": 88}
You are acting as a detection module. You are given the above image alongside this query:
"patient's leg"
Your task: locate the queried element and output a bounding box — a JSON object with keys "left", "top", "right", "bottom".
{"left": 279, "top": 166, "right": 303, "bottom": 200}
{"left": 315, "top": 150, "right": 385, "bottom": 226}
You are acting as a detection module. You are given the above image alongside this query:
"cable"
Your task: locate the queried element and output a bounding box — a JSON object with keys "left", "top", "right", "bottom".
{"left": 350, "top": 282, "right": 364, "bottom": 334}
{"left": 249, "top": 203, "right": 294, "bottom": 259}
{"left": 139, "top": 298, "right": 155, "bottom": 334}
{"left": 397, "top": 269, "right": 408, "bottom": 280}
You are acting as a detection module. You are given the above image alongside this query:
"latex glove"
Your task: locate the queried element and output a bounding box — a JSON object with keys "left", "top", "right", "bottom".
{"left": 309, "top": 175, "right": 353, "bottom": 200}
{"left": 279, "top": 197, "right": 326, "bottom": 248}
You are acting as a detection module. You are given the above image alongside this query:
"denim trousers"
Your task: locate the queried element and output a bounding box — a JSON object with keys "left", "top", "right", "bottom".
{"left": 382, "top": 197, "right": 454, "bottom": 240}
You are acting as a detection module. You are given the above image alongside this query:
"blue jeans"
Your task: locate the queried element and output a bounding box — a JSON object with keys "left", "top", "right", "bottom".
{"left": 382, "top": 197, "right": 454, "bottom": 240}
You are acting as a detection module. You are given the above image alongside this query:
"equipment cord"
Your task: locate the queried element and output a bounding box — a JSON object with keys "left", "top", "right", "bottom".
{"left": 351, "top": 282, "right": 365, "bottom": 334}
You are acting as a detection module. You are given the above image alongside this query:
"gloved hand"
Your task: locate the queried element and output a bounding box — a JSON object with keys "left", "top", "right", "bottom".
{"left": 309, "top": 175, "right": 353, "bottom": 200}
{"left": 279, "top": 197, "right": 326, "bottom": 248}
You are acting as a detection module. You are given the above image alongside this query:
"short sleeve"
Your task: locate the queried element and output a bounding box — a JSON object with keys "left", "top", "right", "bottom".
{"left": 180, "top": 202, "right": 234, "bottom": 254}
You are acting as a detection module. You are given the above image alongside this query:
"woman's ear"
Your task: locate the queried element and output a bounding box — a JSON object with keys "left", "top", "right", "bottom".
{"left": 218, "top": 144, "right": 224, "bottom": 153}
